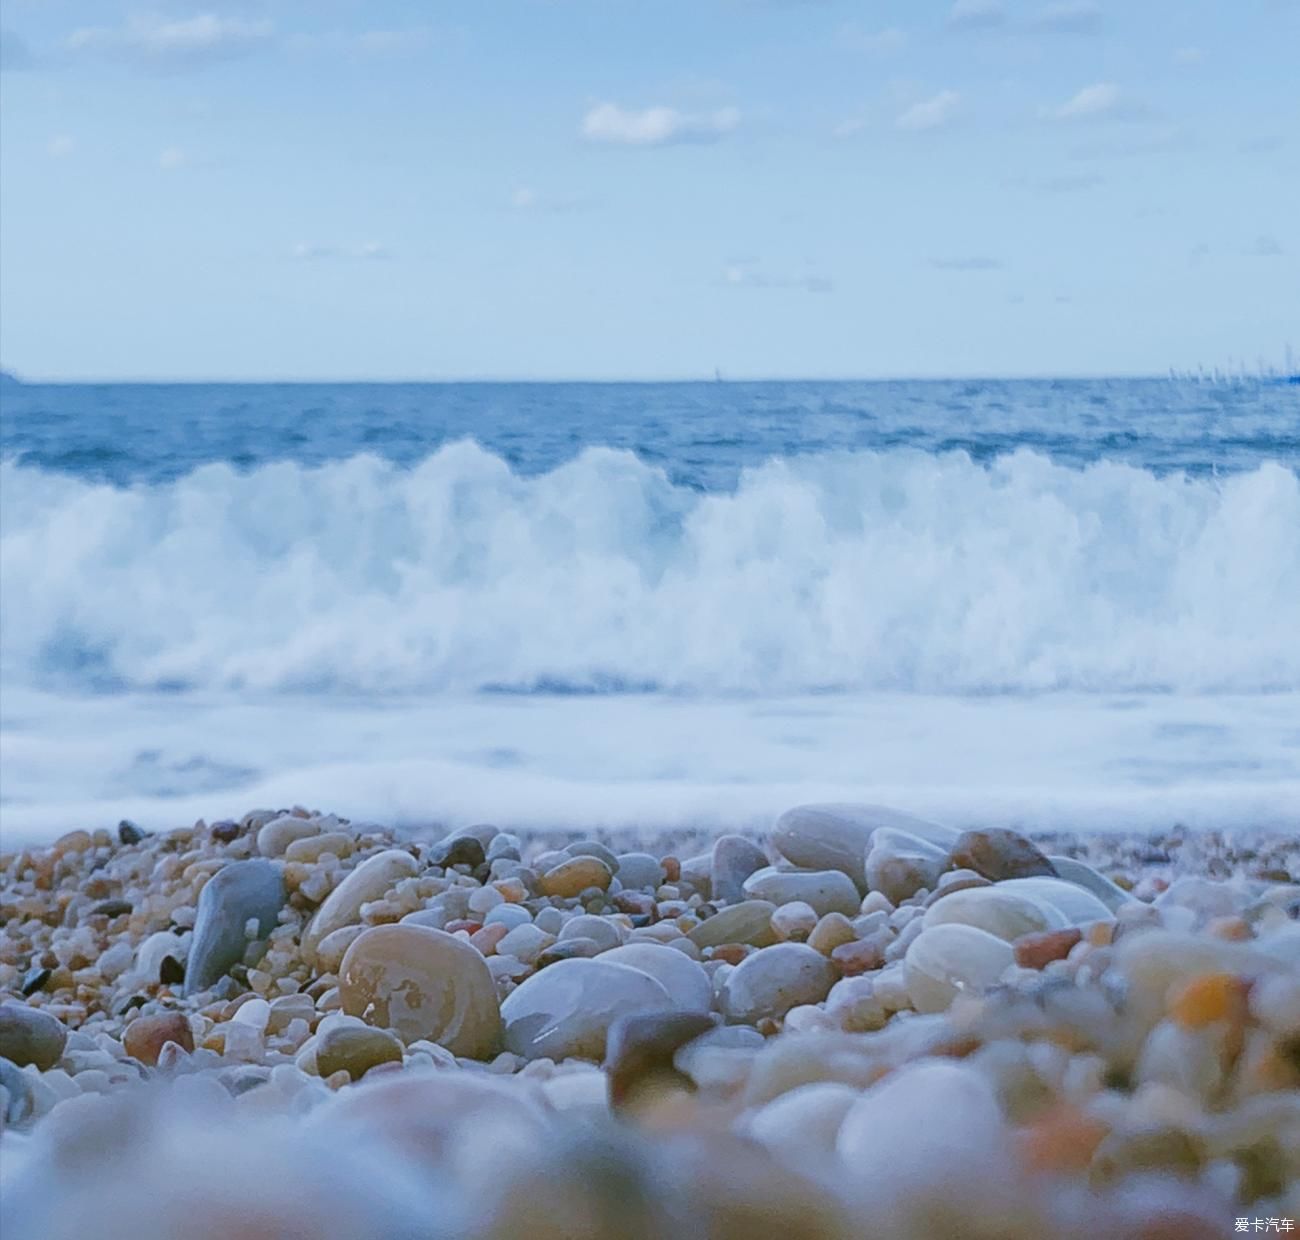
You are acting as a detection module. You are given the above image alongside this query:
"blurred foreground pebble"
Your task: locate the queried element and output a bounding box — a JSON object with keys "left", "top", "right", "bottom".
{"left": 1, "top": 805, "right": 1298, "bottom": 1239}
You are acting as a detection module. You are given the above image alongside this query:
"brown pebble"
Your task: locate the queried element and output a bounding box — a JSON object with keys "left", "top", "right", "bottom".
{"left": 123, "top": 1012, "right": 194, "bottom": 1066}
{"left": 708, "top": 944, "right": 753, "bottom": 966}
{"left": 661, "top": 856, "right": 681, "bottom": 883}
{"left": 950, "top": 829, "right": 1057, "bottom": 882}
{"left": 830, "top": 939, "right": 886, "bottom": 976}
{"left": 1013, "top": 927, "right": 1083, "bottom": 970}
{"left": 613, "top": 891, "right": 655, "bottom": 917}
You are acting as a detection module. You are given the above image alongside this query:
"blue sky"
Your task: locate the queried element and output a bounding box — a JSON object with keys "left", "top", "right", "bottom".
{"left": 1, "top": 1, "right": 1296, "bottom": 380}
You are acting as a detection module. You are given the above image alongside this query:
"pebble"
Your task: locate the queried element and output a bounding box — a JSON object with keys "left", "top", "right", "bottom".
{"left": 495, "top": 924, "right": 555, "bottom": 965}
{"left": 338, "top": 924, "right": 502, "bottom": 1057}
{"left": 303, "top": 849, "right": 419, "bottom": 961}
{"left": 806, "top": 912, "right": 856, "bottom": 955}
{"left": 537, "top": 857, "right": 613, "bottom": 899}
{"left": 613, "top": 853, "right": 665, "bottom": 891}
{"left": 992, "top": 877, "right": 1114, "bottom": 925}
{"left": 710, "top": 835, "right": 769, "bottom": 905}
{"left": 745, "top": 1081, "right": 860, "bottom": 1158}
{"left": 605, "top": 1010, "right": 715, "bottom": 1109}
{"left": 720, "top": 943, "right": 837, "bottom": 1024}
{"left": 770, "top": 901, "right": 819, "bottom": 941}
{"left": 257, "top": 814, "right": 319, "bottom": 858}
{"left": 923, "top": 885, "right": 1067, "bottom": 940}
{"left": 741, "top": 868, "right": 861, "bottom": 918}
{"left": 183, "top": 859, "right": 286, "bottom": 996}
{"left": 771, "top": 803, "right": 957, "bottom": 888}
{"left": 687, "top": 900, "right": 779, "bottom": 950}
{"left": 1014, "top": 927, "right": 1084, "bottom": 969}
{"left": 0, "top": 1002, "right": 68, "bottom": 1070}
{"left": 557, "top": 915, "right": 623, "bottom": 952}
{"left": 315, "top": 1024, "right": 403, "bottom": 1081}
{"left": 499, "top": 958, "right": 673, "bottom": 1061}
{"left": 864, "top": 828, "right": 950, "bottom": 905}
{"left": 1046, "top": 855, "right": 1134, "bottom": 913}
{"left": 598, "top": 943, "right": 712, "bottom": 1013}
{"left": 904, "top": 924, "right": 1016, "bottom": 1013}
{"left": 949, "top": 828, "right": 1057, "bottom": 881}
{"left": 123, "top": 1012, "right": 194, "bottom": 1066}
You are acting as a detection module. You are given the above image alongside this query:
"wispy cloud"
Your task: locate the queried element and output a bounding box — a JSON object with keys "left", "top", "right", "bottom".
{"left": 158, "top": 147, "right": 187, "bottom": 170}
{"left": 1044, "top": 82, "right": 1146, "bottom": 122}
{"left": 292, "top": 241, "right": 390, "bottom": 262}
{"left": 947, "top": 0, "right": 1006, "bottom": 31}
{"left": 581, "top": 102, "right": 741, "bottom": 146}
{"left": 47, "top": 135, "right": 75, "bottom": 159}
{"left": 1249, "top": 235, "right": 1283, "bottom": 258}
{"left": 896, "top": 90, "right": 960, "bottom": 132}
{"left": 68, "top": 13, "right": 274, "bottom": 69}
{"left": 1029, "top": 2, "right": 1104, "bottom": 34}
{"left": 721, "top": 259, "right": 832, "bottom": 293}
{"left": 510, "top": 186, "right": 588, "bottom": 214}
{"left": 838, "top": 24, "right": 907, "bottom": 54}
{"left": 930, "top": 256, "right": 1004, "bottom": 271}
{"left": 1173, "top": 46, "right": 1205, "bottom": 64}
{"left": 1037, "top": 172, "right": 1105, "bottom": 192}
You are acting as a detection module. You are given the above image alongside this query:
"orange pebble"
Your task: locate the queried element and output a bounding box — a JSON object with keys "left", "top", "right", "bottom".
{"left": 1016, "top": 1104, "right": 1109, "bottom": 1175}
{"left": 1168, "top": 972, "right": 1251, "bottom": 1028}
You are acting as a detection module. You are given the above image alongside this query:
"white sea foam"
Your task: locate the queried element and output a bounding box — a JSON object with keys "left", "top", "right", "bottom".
{"left": 3, "top": 444, "right": 1298, "bottom": 696}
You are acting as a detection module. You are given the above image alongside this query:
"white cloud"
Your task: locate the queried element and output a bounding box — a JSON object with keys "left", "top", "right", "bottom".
{"left": 68, "top": 13, "right": 274, "bottom": 68}
{"left": 896, "top": 90, "right": 960, "bottom": 132}
{"left": 1045, "top": 82, "right": 1145, "bottom": 122}
{"left": 1250, "top": 235, "right": 1283, "bottom": 258}
{"left": 947, "top": 0, "right": 1006, "bottom": 31}
{"left": 292, "top": 242, "right": 335, "bottom": 261}
{"left": 839, "top": 24, "right": 907, "bottom": 54}
{"left": 357, "top": 241, "right": 389, "bottom": 260}
{"left": 511, "top": 187, "right": 538, "bottom": 211}
{"left": 1030, "top": 2, "right": 1103, "bottom": 34}
{"left": 581, "top": 102, "right": 740, "bottom": 147}
{"left": 47, "top": 135, "right": 75, "bottom": 158}
{"left": 158, "top": 147, "right": 186, "bottom": 170}
{"left": 1173, "top": 46, "right": 1204, "bottom": 64}
{"left": 722, "top": 259, "right": 832, "bottom": 293}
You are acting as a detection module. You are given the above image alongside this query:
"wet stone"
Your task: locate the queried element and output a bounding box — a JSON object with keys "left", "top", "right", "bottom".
{"left": 117, "top": 819, "right": 145, "bottom": 845}
{"left": 711, "top": 835, "right": 769, "bottom": 905}
{"left": 742, "top": 868, "right": 860, "bottom": 919}
{"left": 315, "top": 1024, "right": 403, "bottom": 1081}
{"left": 91, "top": 899, "right": 133, "bottom": 918}
{"left": 184, "top": 858, "right": 286, "bottom": 996}
{"left": 687, "top": 901, "right": 779, "bottom": 950}
{"left": 339, "top": 923, "right": 502, "bottom": 1058}
{"left": 950, "top": 829, "right": 1057, "bottom": 882}
{"left": 0, "top": 1002, "right": 67, "bottom": 1070}
{"left": 20, "top": 967, "right": 51, "bottom": 997}
{"left": 606, "top": 1010, "right": 715, "bottom": 1109}
{"left": 430, "top": 835, "right": 486, "bottom": 871}
{"left": 538, "top": 857, "right": 613, "bottom": 899}
{"left": 720, "top": 943, "right": 837, "bottom": 1024}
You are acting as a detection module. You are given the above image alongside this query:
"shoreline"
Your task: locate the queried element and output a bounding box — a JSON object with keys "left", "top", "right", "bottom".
{"left": 2, "top": 803, "right": 1297, "bottom": 1237}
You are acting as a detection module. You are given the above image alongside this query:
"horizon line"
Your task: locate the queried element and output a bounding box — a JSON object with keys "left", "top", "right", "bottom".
{"left": 1, "top": 370, "right": 1180, "bottom": 386}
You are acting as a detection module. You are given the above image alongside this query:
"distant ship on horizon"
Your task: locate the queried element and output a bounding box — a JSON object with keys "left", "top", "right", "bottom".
{"left": 1168, "top": 343, "right": 1299, "bottom": 385}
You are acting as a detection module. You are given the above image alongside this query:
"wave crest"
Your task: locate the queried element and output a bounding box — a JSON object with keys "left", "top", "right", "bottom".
{"left": 3, "top": 444, "right": 1297, "bottom": 695}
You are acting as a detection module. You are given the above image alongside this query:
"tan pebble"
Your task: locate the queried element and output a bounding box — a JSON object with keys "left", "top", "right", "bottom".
{"left": 494, "top": 878, "right": 527, "bottom": 903}
{"left": 325, "top": 1068, "right": 352, "bottom": 1090}
{"left": 1017, "top": 1103, "right": 1109, "bottom": 1175}
{"left": 709, "top": 944, "right": 752, "bottom": 966}
{"left": 340, "top": 923, "right": 502, "bottom": 1057}
{"left": 1205, "top": 916, "right": 1252, "bottom": 942}
{"left": 537, "top": 857, "right": 613, "bottom": 899}
{"left": 284, "top": 832, "right": 354, "bottom": 863}
{"left": 54, "top": 830, "right": 93, "bottom": 856}
{"left": 949, "top": 828, "right": 1055, "bottom": 882}
{"left": 315, "top": 1024, "right": 403, "bottom": 1081}
{"left": 303, "top": 849, "right": 420, "bottom": 961}
{"left": 808, "top": 913, "right": 857, "bottom": 956}
{"left": 1168, "top": 972, "right": 1251, "bottom": 1030}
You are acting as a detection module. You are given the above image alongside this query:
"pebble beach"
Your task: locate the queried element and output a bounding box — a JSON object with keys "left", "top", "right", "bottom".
{"left": 1, "top": 804, "right": 1297, "bottom": 1239}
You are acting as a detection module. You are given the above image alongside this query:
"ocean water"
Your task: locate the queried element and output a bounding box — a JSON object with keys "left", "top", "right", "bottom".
{"left": 2, "top": 378, "right": 1298, "bottom": 841}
